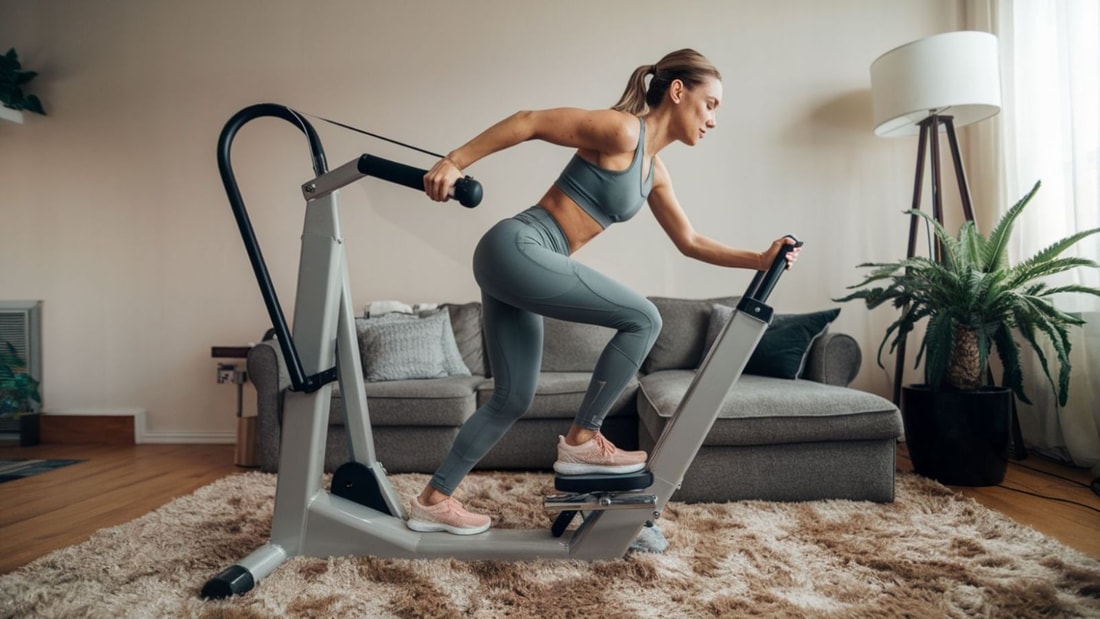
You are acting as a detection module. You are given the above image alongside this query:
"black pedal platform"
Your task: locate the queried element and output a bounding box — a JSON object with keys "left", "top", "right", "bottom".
{"left": 554, "top": 470, "right": 653, "bottom": 494}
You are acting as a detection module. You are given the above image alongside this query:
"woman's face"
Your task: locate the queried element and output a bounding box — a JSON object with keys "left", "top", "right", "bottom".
{"left": 674, "top": 76, "right": 722, "bottom": 146}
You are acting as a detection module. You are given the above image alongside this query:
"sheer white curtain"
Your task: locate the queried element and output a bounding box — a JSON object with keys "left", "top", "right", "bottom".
{"left": 971, "top": 0, "right": 1100, "bottom": 473}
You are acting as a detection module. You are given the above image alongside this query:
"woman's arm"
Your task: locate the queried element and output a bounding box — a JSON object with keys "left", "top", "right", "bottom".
{"left": 647, "top": 157, "right": 798, "bottom": 271}
{"left": 423, "top": 109, "right": 637, "bottom": 201}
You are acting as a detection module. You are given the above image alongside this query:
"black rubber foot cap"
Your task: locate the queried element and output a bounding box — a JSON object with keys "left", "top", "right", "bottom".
{"left": 201, "top": 565, "right": 254, "bottom": 599}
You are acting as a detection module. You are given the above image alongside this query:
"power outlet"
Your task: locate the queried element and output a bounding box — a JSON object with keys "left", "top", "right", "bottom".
{"left": 217, "top": 363, "right": 236, "bottom": 384}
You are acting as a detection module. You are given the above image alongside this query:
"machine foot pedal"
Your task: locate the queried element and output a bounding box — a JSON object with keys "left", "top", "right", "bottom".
{"left": 554, "top": 470, "right": 653, "bottom": 494}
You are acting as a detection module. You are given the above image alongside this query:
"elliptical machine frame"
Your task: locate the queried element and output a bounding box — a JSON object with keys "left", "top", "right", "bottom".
{"left": 203, "top": 104, "right": 799, "bottom": 598}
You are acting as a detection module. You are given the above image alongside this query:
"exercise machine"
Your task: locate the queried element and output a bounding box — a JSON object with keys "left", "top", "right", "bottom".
{"left": 202, "top": 103, "right": 799, "bottom": 598}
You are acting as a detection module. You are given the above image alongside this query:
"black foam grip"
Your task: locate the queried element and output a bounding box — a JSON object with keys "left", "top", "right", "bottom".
{"left": 357, "top": 155, "right": 482, "bottom": 208}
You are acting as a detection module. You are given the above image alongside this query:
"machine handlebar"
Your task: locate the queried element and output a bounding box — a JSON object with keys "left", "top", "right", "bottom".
{"left": 358, "top": 155, "right": 483, "bottom": 208}
{"left": 743, "top": 235, "right": 802, "bottom": 304}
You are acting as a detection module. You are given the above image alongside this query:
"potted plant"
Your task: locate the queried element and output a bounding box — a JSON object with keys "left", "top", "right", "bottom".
{"left": 836, "top": 181, "right": 1100, "bottom": 485}
{"left": 0, "top": 48, "right": 47, "bottom": 123}
{"left": 0, "top": 340, "right": 42, "bottom": 446}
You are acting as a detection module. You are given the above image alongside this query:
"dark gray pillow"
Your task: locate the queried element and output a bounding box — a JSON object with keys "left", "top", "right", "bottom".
{"left": 704, "top": 304, "right": 841, "bottom": 379}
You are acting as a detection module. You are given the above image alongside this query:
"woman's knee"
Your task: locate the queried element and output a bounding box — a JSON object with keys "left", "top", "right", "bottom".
{"left": 487, "top": 380, "right": 538, "bottom": 420}
{"left": 630, "top": 299, "right": 663, "bottom": 347}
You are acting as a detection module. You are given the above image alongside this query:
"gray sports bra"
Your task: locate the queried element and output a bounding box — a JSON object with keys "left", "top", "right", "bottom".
{"left": 553, "top": 117, "right": 654, "bottom": 229}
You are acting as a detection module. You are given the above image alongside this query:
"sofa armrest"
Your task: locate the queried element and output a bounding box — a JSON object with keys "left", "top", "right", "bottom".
{"left": 247, "top": 340, "right": 290, "bottom": 472}
{"left": 802, "top": 332, "right": 862, "bottom": 387}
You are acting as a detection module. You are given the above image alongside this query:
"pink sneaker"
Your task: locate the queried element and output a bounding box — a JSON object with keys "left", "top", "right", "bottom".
{"left": 406, "top": 496, "right": 491, "bottom": 535}
{"left": 554, "top": 433, "right": 647, "bottom": 475}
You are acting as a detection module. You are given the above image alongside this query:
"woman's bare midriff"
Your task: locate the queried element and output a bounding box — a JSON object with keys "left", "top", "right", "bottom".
{"left": 537, "top": 186, "right": 604, "bottom": 254}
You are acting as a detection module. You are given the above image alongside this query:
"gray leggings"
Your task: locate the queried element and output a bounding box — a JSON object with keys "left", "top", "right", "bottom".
{"left": 429, "top": 206, "right": 662, "bottom": 495}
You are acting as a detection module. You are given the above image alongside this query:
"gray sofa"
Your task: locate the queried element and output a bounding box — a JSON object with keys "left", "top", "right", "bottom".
{"left": 248, "top": 296, "right": 903, "bottom": 503}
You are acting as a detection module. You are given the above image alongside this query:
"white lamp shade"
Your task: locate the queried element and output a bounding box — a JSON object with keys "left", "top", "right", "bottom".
{"left": 870, "top": 31, "right": 1002, "bottom": 137}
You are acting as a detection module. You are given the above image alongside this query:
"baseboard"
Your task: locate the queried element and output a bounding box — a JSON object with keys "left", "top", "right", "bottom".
{"left": 139, "top": 432, "right": 236, "bottom": 444}
{"left": 40, "top": 409, "right": 146, "bottom": 445}
{"left": 40, "top": 409, "right": 236, "bottom": 445}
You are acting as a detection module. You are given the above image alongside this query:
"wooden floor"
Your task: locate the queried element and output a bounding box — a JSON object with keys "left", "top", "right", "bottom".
{"left": 1, "top": 442, "right": 1097, "bottom": 575}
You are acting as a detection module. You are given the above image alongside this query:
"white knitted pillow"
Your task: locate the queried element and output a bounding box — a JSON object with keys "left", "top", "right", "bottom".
{"left": 356, "top": 309, "right": 470, "bottom": 381}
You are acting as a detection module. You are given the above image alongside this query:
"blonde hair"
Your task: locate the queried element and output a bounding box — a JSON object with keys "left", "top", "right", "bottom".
{"left": 612, "top": 49, "right": 722, "bottom": 115}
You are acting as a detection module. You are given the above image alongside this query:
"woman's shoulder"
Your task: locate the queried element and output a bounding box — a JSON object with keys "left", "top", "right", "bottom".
{"left": 582, "top": 109, "right": 641, "bottom": 153}
{"left": 553, "top": 107, "right": 637, "bottom": 130}
{"left": 528, "top": 108, "right": 639, "bottom": 154}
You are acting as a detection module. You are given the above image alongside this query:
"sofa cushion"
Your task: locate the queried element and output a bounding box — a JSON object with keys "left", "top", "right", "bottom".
{"left": 329, "top": 375, "right": 485, "bottom": 427}
{"left": 642, "top": 296, "right": 739, "bottom": 374}
{"left": 705, "top": 305, "right": 841, "bottom": 379}
{"left": 476, "top": 372, "right": 638, "bottom": 420}
{"left": 637, "top": 370, "right": 901, "bottom": 447}
{"left": 541, "top": 318, "right": 616, "bottom": 372}
{"left": 441, "top": 302, "right": 486, "bottom": 376}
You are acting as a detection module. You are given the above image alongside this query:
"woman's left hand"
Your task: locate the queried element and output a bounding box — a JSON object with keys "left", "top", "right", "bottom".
{"left": 763, "top": 237, "right": 800, "bottom": 270}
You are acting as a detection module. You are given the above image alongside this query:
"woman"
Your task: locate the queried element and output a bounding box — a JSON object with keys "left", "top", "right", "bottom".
{"left": 412, "top": 49, "right": 799, "bottom": 535}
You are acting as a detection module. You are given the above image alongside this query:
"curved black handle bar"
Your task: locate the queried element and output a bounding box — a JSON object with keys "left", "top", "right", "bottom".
{"left": 218, "top": 104, "right": 483, "bottom": 392}
{"left": 359, "top": 155, "right": 483, "bottom": 208}
{"left": 218, "top": 103, "right": 328, "bottom": 392}
{"left": 743, "top": 235, "right": 802, "bottom": 304}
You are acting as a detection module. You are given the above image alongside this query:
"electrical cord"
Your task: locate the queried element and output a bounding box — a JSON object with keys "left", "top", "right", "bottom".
{"left": 901, "top": 449, "right": 1100, "bottom": 509}
{"left": 999, "top": 453, "right": 1100, "bottom": 509}
{"left": 1007, "top": 459, "right": 1093, "bottom": 489}
{"left": 994, "top": 482, "right": 1100, "bottom": 515}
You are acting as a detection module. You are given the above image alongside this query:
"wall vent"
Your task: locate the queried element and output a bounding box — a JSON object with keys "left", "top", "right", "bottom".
{"left": 0, "top": 301, "right": 43, "bottom": 401}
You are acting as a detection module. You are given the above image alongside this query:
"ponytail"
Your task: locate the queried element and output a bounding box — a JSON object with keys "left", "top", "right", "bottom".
{"left": 611, "top": 49, "right": 721, "bottom": 115}
{"left": 612, "top": 64, "right": 656, "bottom": 115}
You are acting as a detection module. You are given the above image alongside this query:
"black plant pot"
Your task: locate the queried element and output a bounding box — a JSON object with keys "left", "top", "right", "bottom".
{"left": 0, "top": 412, "right": 40, "bottom": 446}
{"left": 901, "top": 385, "right": 1012, "bottom": 486}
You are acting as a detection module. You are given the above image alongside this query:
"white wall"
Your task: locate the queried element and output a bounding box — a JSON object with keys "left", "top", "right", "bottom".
{"left": 0, "top": 0, "right": 963, "bottom": 439}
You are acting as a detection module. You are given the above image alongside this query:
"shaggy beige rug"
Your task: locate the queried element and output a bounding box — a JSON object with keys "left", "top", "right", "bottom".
{"left": 2, "top": 471, "right": 1098, "bottom": 618}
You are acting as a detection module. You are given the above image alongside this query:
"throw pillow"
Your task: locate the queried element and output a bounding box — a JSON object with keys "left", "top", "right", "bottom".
{"left": 642, "top": 296, "right": 741, "bottom": 373}
{"left": 440, "top": 302, "right": 485, "bottom": 376}
{"left": 433, "top": 309, "right": 473, "bottom": 377}
{"left": 703, "top": 304, "right": 841, "bottom": 379}
{"left": 355, "top": 309, "right": 471, "bottom": 381}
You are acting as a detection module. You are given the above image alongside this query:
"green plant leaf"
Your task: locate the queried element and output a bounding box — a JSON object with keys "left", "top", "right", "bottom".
{"left": 1021, "top": 226, "right": 1100, "bottom": 268}
{"left": 0, "top": 48, "right": 43, "bottom": 113}
{"left": 1, "top": 48, "right": 18, "bottom": 69}
{"left": 921, "top": 313, "right": 954, "bottom": 388}
{"left": 0, "top": 340, "right": 40, "bottom": 410}
{"left": 23, "top": 94, "right": 45, "bottom": 115}
{"left": 992, "top": 325, "right": 1028, "bottom": 403}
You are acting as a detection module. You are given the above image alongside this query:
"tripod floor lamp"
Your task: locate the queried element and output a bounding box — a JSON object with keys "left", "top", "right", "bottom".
{"left": 869, "top": 31, "right": 1025, "bottom": 457}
